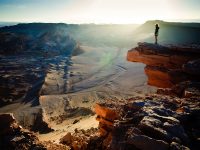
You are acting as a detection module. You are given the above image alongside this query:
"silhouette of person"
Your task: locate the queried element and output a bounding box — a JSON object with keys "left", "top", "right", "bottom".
{"left": 154, "top": 24, "right": 160, "bottom": 44}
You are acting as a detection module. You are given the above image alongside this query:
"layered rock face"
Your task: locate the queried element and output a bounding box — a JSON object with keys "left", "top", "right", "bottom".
{"left": 94, "top": 92, "right": 200, "bottom": 150}
{"left": 127, "top": 42, "right": 200, "bottom": 88}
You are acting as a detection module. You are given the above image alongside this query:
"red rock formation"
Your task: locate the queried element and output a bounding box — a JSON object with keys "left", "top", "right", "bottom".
{"left": 127, "top": 42, "right": 200, "bottom": 69}
{"left": 95, "top": 103, "right": 119, "bottom": 122}
{"left": 127, "top": 42, "right": 200, "bottom": 88}
{"left": 145, "top": 66, "right": 188, "bottom": 88}
{"left": 95, "top": 103, "right": 119, "bottom": 137}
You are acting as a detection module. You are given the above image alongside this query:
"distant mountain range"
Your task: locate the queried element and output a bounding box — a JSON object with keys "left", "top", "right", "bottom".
{"left": 0, "top": 22, "right": 19, "bottom": 27}
{"left": 0, "top": 23, "right": 78, "bottom": 55}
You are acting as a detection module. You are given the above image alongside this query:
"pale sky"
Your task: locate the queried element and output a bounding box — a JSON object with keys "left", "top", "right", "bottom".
{"left": 0, "top": 0, "right": 200, "bottom": 24}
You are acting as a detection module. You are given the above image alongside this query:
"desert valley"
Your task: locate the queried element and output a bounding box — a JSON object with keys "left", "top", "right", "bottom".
{"left": 0, "top": 20, "right": 200, "bottom": 150}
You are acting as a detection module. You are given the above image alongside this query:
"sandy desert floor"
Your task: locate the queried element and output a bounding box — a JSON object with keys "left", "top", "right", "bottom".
{"left": 69, "top": 45, "right": 156, "bottom": 95}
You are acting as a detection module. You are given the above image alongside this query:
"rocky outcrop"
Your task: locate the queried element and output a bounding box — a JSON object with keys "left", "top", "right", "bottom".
{"left": 127, "top": 42, "right": 200, "bottom": 69}
{"left": 94, "top": 92, "right": 200, "bottom": 150}
{"left": 0, "top": 113, "right": 68, "bottom": 150}
{"left": 127, "top": 42, "right": 200, "bottom": 88}
{"left": 0, "top": 113, "right": 42, "bottom": 149}
{"left": 95, "top": 103, "right": 119, "bottom": 137}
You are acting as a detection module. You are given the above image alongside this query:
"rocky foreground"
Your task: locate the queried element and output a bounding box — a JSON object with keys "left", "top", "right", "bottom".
{"left": 1, "top": 86, "right": 199, "bottom": 150}
{"left": 1, "top": 43, "right": 200, "bottom": 150}
{"left": 0, "top": 113, "right": 70, "bottom": 150}
{"left": 95, "top": 91, "right": 200, "bottom": 150}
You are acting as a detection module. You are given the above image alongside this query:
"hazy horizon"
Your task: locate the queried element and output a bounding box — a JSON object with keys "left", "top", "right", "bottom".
{"left": 1, "top": 19, "right": 200, "bottom": 26}
{"left": 0, "top": 0, "right": 200, "bottom": 24}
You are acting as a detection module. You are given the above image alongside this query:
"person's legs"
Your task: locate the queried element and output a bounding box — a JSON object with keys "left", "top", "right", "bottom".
{"left": 155, "top": 35, "right": 158, "bottom": 44}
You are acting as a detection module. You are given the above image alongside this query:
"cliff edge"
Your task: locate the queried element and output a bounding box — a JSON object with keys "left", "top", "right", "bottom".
{"left": 127, "top": 42, "right": 200, "bottom": 88}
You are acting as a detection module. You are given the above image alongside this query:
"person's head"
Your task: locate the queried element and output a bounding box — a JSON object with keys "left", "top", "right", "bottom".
{"left": 155, "top": 23, "right": 159, "bottom": 28}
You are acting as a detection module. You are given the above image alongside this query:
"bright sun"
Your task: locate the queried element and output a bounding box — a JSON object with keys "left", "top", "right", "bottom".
{"left": 63, "top": 0, "right": 172, "bottom": 24}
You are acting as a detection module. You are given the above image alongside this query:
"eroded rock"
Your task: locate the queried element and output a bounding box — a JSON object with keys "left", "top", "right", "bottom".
{"left": 94, "top": 93, "right": 200, "bottom": 150}
{"left": 127, "top": 42, "right": 200, "bottom": 88}
{"left": 95, "top": 103, "right": 119, "bottom": 121}
{"left": 60, "top": 128, "right": 102, "bottom": 150}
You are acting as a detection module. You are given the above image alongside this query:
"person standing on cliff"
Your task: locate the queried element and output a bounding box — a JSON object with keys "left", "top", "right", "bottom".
{"left": 154, "top": 24, "right": 160, "bottom": 44}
